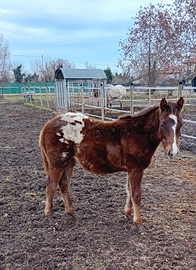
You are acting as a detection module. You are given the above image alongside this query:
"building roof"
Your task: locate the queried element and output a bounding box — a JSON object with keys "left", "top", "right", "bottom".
{"left": 184, "top": 57, "right": 196, "bottom": 64}
{"left": 55, "top": 68, "right": 107, "bottom": 80}
{"left": 164, "top": 65, "right": 183, "bottom": 74}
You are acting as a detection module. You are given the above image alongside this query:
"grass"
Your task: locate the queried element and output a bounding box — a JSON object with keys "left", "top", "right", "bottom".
{"left": 24, "top": 103, "right": 54, "bottom": 112}
{"left": 2, "top": 95, "right": 24, "bottom": 102}
{"left": 1, "top": 95, "right": 55, "bottom": 112}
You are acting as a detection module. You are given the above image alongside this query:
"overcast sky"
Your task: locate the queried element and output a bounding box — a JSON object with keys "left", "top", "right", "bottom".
{"left": 1, "top": 0, "right": 172, "bottom": 73}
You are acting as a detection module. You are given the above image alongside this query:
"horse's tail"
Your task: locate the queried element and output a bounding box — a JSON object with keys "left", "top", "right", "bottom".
{"left": 39, "top": 128, "right": 49, "bottom": 175}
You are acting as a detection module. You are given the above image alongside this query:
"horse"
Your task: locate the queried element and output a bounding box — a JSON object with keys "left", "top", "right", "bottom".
{"left": 39, "top": 97, "right": 184, "bottom": 231}
{"left": 106, "top": 84, "right": 126, "bottom": 109}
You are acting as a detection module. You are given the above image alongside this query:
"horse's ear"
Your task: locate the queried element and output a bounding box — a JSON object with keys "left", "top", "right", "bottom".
{"left": 177, "top": 97, "right": 184, "bottom": 111}
{"left": 160, "top": 98, "right": 168, "bottom": 111}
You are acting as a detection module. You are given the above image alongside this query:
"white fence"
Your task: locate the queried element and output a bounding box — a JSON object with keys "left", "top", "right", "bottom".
{"left": 21, "top": 85, "right": 55, "bottom": 109}
{"left": 56, "top": 83, "right": 196, "bottom": 140}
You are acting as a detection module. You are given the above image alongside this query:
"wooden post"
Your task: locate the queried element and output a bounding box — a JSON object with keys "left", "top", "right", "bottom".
{"left": 39, "top": 86, "right": 43, "bottom": 107}
{"left": 80, "top": 84, "right": 84, "bottom": 114}
{"left": 148, "top": 87, "right": 151, "bottom": 106}
{"left": 184, "top": 87, "right": 187, "bottom": 105}
{"left": 48, "top": 86, "right": 51, "bottom": 102}
{"left": 130, "top": 83, "right": 133, "bottom": 114}
{"left": 28, "top": 85, "right": 32, "bottom": 103}
{"left": 45, "top": 85, "right": 49, "bottom": 108}
{"left": 178, "top": 81, "right": 183, "bottom": 99}
{"left": 100, "top": 83, "right": 104, "bottom": 120}
{"left": 71, "top": 82, "right": 74, "bottom": 108}
{"left": 33, "top": 85, "right": 36, "bottom": 105}
{"left": 65, "top": 83, "right": 68, "bottom": 113}
{"left": 24, "top": 86, "right": 27, "bottom": 102}
{"left": 104, "top": 80, "right": 107, "bottom": 107}
{"left": 22, "top": 86, "right": 26, "bottom": 102}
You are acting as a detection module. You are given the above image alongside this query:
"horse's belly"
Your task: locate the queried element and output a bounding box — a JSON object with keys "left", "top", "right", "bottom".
{"left": 75, "top": 144, "right": 122, "bottom": 174}
{"left": 77, "top": 158, "right": 117, "bottom": 174}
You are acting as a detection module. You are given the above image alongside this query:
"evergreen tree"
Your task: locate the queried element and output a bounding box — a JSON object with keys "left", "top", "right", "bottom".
{"left": 104, "top": 67, "right": 113, "bottom": 84}
{"left": 13, "top": 65, "right": 25, "bottom": 83}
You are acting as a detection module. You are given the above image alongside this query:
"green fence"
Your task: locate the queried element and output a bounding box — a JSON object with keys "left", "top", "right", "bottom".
{"left": 1, "top": 82, "right": 55, "bottom": 95}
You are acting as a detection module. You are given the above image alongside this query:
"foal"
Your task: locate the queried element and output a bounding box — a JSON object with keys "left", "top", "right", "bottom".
{"left": 39, "top": 97, "right": 184, "bottom": 229}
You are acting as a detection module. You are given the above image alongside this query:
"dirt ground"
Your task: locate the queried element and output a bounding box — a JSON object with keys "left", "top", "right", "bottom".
{"left": 0, "top": 101, "right": 196, "bottom": 270}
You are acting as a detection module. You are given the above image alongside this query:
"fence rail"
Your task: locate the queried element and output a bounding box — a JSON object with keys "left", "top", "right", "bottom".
{"left": 3, "top": 82, "right": 196, "bottom": 141}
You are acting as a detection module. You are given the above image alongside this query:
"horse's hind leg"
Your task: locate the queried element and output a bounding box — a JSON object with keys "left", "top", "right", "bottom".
{"left": 59, "top": 158, "right": 76, "bottom": 217}
{"left": 45, "top": 168, "right": 63, "bottom": 218}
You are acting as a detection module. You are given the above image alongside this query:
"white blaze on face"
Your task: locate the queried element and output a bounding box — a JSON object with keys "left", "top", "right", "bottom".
{"left": 60, "top": 112, "right": 88, "bottom": 144}
{"left": 169, "top": 114, "right": 178, "bottom": 155}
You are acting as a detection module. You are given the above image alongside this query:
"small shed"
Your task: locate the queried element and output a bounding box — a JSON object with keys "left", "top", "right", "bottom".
{"left": 55, "top": 68, "right": 107, "bottom": 110}
{"left": 55, "top": 68, "right": 107, "bottom": 82}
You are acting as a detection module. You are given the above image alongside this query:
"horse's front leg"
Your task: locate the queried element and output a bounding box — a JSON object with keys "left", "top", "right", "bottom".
{"left": 124, "top": 168, "right": 143, "bottom": 227}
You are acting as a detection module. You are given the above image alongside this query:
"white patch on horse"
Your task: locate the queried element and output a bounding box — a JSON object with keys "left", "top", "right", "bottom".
{"left": 60, "top": 112, "right": 88, "bottom": 144}
{"left": 56, "top": 132, "right": 61, "bottom": 136}
{"left": 59, "top": 138, "right": 68, "bottom": 143}
{"left": 62, "top": 152, "right": 68, "bottom": 158}
{"left": 169, "top": 114, "right": 178, "bottom": 155}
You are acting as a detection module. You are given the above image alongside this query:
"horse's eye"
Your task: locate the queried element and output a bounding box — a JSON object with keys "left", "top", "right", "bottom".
{"left": 161, "top": 124, "right": 165, "bottom": 128}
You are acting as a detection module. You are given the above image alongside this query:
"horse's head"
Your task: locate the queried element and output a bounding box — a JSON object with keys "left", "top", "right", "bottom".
{"left": 159, "top": 97, "right": 184, "bottom": 159}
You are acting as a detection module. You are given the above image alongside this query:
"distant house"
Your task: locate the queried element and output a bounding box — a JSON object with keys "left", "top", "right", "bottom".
{"left": 159, "top": 65, "right": 184, "bottom": 85}
{"left": 130, "top": 58, "right": 196, "bottom": 86}
{"left": 164, "top": 65, "right": 183, "bottom": 80}
{"left": 183, "top": 57, "right": 196, "bottom": 73}
{"left": 192, "top": 76, "right": 196, "bottom": 87}
{"left": 162, "top": 57, "right": 196, "bottom": 85}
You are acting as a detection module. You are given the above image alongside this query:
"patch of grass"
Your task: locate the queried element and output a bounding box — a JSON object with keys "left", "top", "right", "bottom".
{"left": 21, "top": 233, "right": 29, "bottom": 240}
{"left": 24, "top": 103, "right": 54, "bottom": 112}
{"left": 5, "top": 176, "right": 10, "bottom": 182}
{"left": 3, "top": 95, "right": 23, "bottom": 102}
{"left": 181, "top": 153, "right": 196, "bottom": 161}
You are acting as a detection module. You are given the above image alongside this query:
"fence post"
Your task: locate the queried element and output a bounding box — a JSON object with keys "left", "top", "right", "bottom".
{"left": 130, "top": 83, "right": 133, "bottom": 114}
{"left": 184, "top": 87, "right": 187, "bottom": 105}
{"left": 45, "top": 85, "right": 49, "bottom": 108}
{"left": 148, "top": 87, "right": 151, "bottom": 106}
{"left": 100, "top": 84, "right": 104, "bottom": 120}
{"left": 39, "top": 86, "right": 43, "bottom": 107}
{"left": 24, "top": 86, "right": 28, "bottom": 103}
{"left": 33, "top": 85, "right": 36, "bottom": 105}
{"left": 104, "top": 81, "right": 107, "bottom": 108}
{"left": 28, "top": 85, "right": 32, "bottom": 104}
{"left": 178, "top": 81, "right": 183, "bottom": 99}
{"left": 26, "top": 86, "right": 29, "bottom": 102}
{"left": 80, "top": 84, "right": 84, "bottom": 114}
{"left": 48, "top": 86, "right": 51, "bottom": 102}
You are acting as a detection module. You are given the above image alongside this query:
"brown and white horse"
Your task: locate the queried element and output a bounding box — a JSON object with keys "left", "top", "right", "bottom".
{"left": 39, "top": 98, "right": 184, "bottom": 231}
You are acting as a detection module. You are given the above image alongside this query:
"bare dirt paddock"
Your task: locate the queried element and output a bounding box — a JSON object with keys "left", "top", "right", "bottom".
{"left": 0, "top": 101, "right": 196, "bottom": 270}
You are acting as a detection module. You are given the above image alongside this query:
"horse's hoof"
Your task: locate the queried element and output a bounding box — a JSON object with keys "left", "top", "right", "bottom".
{"left": 67, "top": 209, "right": 77, "bottom": 218}
{"left": 138, "top": 224, "right": 145, "bottom": 235}
{"left": 45, "top": 212, "right": 53, "bottom": 219}
{"left": 124, "top": 209, "right": 132, "bottom": 218}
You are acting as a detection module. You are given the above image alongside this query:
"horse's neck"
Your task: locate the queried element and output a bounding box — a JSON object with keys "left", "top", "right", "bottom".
{"left": 143, "top": 108, "right": 161, "bottom": 149}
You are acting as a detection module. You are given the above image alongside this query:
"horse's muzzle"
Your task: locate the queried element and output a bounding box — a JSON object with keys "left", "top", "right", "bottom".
{"left": 164, "top": 148, "right": 179, "bottom": 159}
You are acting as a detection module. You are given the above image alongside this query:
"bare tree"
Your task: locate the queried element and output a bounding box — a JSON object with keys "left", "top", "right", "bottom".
{"left": 172, "top": 0, "right": 196, "bottom": 65}
{"left": 31, "top": 58, "right": 76, "bottom": 82}
{"left": 85, "top": 61, "right": 96, "bottom": 69}
{"left": 118, "top": 3, "right": 183, "bottom": 86}
{"left": 0, "top": 34, "right": 11, "bottom": 97}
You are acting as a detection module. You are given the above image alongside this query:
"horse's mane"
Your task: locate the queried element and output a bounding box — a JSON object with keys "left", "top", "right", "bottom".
{"left": 118, "top": 105, "right": 159, "bottom": 120}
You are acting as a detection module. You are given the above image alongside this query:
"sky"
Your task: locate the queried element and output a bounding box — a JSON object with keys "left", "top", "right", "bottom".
{"left": 1, "top": 0, "right": 172, "bottom": 73}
